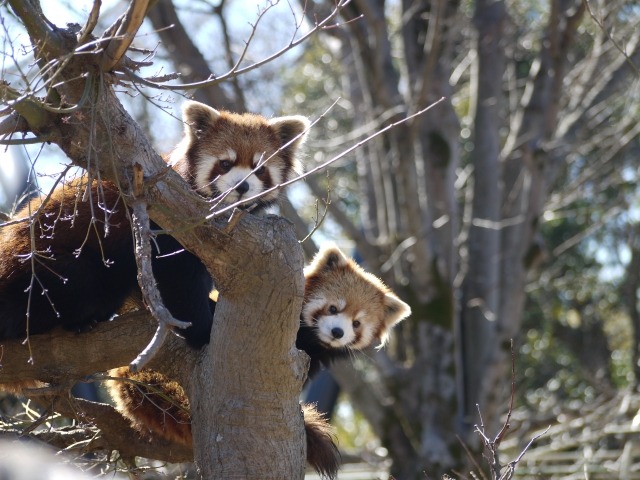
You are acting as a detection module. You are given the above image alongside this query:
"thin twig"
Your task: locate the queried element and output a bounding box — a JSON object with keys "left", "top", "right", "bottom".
{"left": 120, "top": 0, "right": 352, "bottom": 91}
{"left": 20, "top": 405, "right": 53, "bottom": 436}
{"left": 207, "top": 98, "right": 447, "bottom": 220}
{"left": 495, "top": 339, "right": 516, "bottom": 445}
{"left": 583, "top": 0, "right": 640, "bottom": 76}
{"left": 78, "top": 0, "right": 102, "bottom": 44}
{"left": 299, "top": 172, "right": 331, "bottom": 244}
{"left": 456, "top": 434, "right": 489, "bottom": 480}
{"left": 129, "top": 164, "right": 191, "bottom": 373}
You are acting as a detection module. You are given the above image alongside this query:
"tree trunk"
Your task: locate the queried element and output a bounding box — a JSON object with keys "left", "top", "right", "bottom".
{"left": 4, "top": 2, "right": 308, "bottom": 476}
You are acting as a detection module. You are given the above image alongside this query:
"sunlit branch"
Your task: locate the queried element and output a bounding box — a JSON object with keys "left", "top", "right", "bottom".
{"left": 6, "top": 0, "right": 65, "bottom": 57}
{"left": 100, "top": 0, "right": 150, "bottom": 72}
{"left": 122, "top": 0, "right": 351, "bottom": 92}
{"left": 583, "top": 0, "right": 640, "bottom": 77}
{"left": 552, "top": 203, "right": 624, "bottom": 257}
{"left": 78, "top": 0, "right": 102, "bottom": 44}
{"left": 208, "top": 97, "right": 446, "bottom": 219}
{"left": 129, "top": 164, "right": 191, "bottom": 373}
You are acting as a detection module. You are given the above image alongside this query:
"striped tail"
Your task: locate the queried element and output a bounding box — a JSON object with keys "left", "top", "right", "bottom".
{"left": 302, "top": 403, "right": 340, "bottom": 479}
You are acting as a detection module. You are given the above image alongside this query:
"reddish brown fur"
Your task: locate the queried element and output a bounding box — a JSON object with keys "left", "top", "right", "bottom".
{"left": 0, "top": 101, "right": 309, "bottom": 393}
{"left": 302, "top": 403, "right": 340, "bottom": 479}
{"left": 0, "top": 179, "right": 130, "bottom": 394}
{"left": 106, "top": 369, "right": 339, "bottom": 478}
{"left": 170, "top": 105, "right": 307, "bottom": 203}
{"left": 107, "top": 367, "right": 193, "bottom": 446}
{"left": 302, "top": 244, "right": 411, "bottom": 350}
{"left": 0, "top": 179, "right": 129, "bottom": 292}
{"left": 0, "top": 380, "right": 45, "bottom": 396}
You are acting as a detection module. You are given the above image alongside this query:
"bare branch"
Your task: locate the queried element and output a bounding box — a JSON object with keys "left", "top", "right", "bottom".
{"left": 299, "top": 173, "right": 331, "bottom": 244}
{"left": 22, "top": 394, "right": 193, "bottom": 463}
{"left": 494, "top": 339, "right": 516, "bottom": 445}
{"left": 129, "top": 164, "right": 191, "bottom": 372}
{"left": 552, "top": 203, "right": 624, "bottom": 257}
{"left": 279, "top": 200, "right": 319, "bottom": 258}
{"left": 0, "top": 311, "right": 194, "bottom": 385}
{"left": 306, "top": 174, "right": 378, "bottom": 263}
{"left": 410, "top": 0, "right": 446, "bottom": 119}
{"left": 456, "top": 434, "right": 488, "bottom": 480}
{"left": 145, "top": 0, "right": 239, "bottom": 110}
{"left": 78, "top": 0, "right": 102, "bottom": 44}
{"left": 100, "top": 0, "right": 150, "bottom": 72}
{"left": 0, "top": 81, "right": 50, "bottom": 131}
{"left": 207, "top": 98, "right": 447, "bottom": 220}
{"left": 7, "top": 0, "right": 65, "bottom": 57}
{"left": 125, "top": 0, "right": 351, "bottom": 92}
{"left": 583, "top": 0, "right": 640, "bottom": 76}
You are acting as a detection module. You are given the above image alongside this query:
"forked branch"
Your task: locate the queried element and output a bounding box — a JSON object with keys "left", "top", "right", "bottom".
{"left": 129, "top": 164, "right": 191, "bottom": 372}
{"left": 471, "top": 340, "right": 549, "bottom": 480}
{"left": 100, "top": 0, "right": 150, "bottom": 72}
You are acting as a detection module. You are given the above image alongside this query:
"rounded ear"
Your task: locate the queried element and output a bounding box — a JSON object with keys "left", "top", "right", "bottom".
{"left": 268, "top": 115, "right": 310, "bottom": 152}
{"left": 182, "top": 101, "right": 221, "bottom": 139}
{"left": 376, "top": 293, "right": 411, "bottom": 349}
{"left": 305, "top": 242, "right": 349, "bottom": 275}
{"left": 382, "top": 293, "right": 411, "bottom": 329}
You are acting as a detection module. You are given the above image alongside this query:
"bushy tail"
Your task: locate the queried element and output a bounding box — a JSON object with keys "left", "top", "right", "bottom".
{"left": 0, "top": 379, "right": 46, "bottom": 395}
{"left": 107, "top": 371, "right": 339, "bottom": 477}
{"left": 106, "top": 367, "right": 193, "bottom": 446}
{"left": 302, "top": 403, "right": 340, "bottom": 480}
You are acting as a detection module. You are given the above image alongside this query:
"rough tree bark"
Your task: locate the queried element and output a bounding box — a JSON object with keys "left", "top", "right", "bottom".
{"left": 1, "top": 0, "right": 308, "bottom": 477}
{"left": 292, "top": 0, "right": 640, "bottom": 477}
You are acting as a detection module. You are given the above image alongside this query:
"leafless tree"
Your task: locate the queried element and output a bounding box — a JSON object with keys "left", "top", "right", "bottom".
{"left": 2, "top": 0, "right": 640, "bottom": 478}
{"left": 279, "top": 0, "right": 640, "bottom": 477}
{"left": 0, "top": 0, "right": 352, "bottom": 477}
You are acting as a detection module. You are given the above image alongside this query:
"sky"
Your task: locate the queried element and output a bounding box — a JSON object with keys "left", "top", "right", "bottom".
{"left": 1, "top": 0, "right": 311, "bottom": 198}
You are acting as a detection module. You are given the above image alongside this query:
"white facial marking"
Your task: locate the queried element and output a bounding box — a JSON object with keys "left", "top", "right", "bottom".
{"left": 193, "top": 148, "right": 272, "bottom": 203}
{"left": 316, "top": 312, "right": 356, "bottom": 348}
{"left": 215, "top": 166, "right": 263, "bottom": 203}
{"left": 194, "top": 154, "right": 218, "bottom": 195}
{"left": 301, "top": 295, "right": 327, "bottom": 326}
{"left": 352, "top": 322, "right": 375, "bottom": 349}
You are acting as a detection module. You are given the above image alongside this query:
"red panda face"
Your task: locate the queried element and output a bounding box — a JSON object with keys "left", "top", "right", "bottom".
{"left": 302, "top": 244, "right": 411, "bottom": 350}
{"left": 169, "top": 101, "right": 309, "bottom": 208}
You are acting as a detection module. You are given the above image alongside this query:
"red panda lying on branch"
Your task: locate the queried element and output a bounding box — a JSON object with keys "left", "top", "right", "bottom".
{"left": 0, "top": 99, "right": 411, "bottom": 478}
{"left": 108, "top": 244, "right": 411, "bottom": 479}
{"left": 0, "top": 101, "right": 309, "bottom": 348}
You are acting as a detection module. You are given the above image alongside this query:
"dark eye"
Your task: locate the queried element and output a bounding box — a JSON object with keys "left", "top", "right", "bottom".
{"left": 255, "top": 165, "right": 266, "bottom": 175}
{"left": 329, "top": 305, "right": 338, "bottom": 315}
{"left": 353, "top": 320, "right": 360, "bottom": 328}
{"left": 220, "top": 160, "right": 232, "bottom": 171}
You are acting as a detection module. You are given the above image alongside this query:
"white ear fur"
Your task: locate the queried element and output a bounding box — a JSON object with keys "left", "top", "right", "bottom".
{"left": 377, "top": 293, "right": 411, "bottom": 349}
{"left": 306, "top": 242, "right": 349, "bottom": 275}
{"left": 182, "top": 101, "right": 221, "bottom": 139}
{"left": 383, "top": 293, "right": 411, "bottom": 328}
{"left": 268, "top": 115, "right": 310, "bottom": 150}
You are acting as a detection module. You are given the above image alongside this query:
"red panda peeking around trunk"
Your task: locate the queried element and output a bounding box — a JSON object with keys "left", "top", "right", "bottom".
{"left": 107, "top": 244, "right": 411, "bottom": 479}
{"left": 297, "top": 242, "right": 412, "bottom": 379}
{"left": 0, "top": 101, "right": 309, "bottom": 349}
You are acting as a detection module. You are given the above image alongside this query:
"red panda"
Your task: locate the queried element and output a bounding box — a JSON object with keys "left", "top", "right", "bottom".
{"left": 106, "top": 243, "right": 411, "bottom": 479}
{"left": 0, "top": 101, "right": 309, "bottom": 348}
{"left": 297, "top": 242, "right": 412, "bottom": 379}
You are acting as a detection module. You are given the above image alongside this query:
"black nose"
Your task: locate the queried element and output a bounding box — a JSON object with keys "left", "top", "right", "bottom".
{"left": 331, "top": 328, "right": 344, "bottom": 339}
{"left": 235, "top": 181, "right": 249, "bottom": 195}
